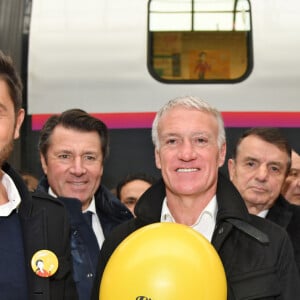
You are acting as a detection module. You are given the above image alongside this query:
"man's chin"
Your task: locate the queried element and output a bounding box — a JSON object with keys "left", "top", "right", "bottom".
{"left": 68, "top": 192, "right": 84, "bottom": 201}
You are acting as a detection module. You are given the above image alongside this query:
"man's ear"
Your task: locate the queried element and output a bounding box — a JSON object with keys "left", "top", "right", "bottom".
{"left": 40, "top": 154, "right": 48, "bottom": 175}
{"left": 227, "top": 158, "right": 235, "bottom": 181}
{"left": 154, "top": 148, "right": 162, "bottom": 170}
{"left": 14, "top": 108, "right": 25, "bottom": 139}
{"left": 218, "top": 143, "right": 227, "bottom": 167}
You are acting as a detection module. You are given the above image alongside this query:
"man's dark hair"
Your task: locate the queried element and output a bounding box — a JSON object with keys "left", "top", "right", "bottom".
{"left": 116, "top": 173, "right": 157, "bottom": 199}
{"left": 0, "top": 51, "right": 23, "bottom": 113}
{"left": 38, "top": 108, "right": 109, "bottom": 160}
{"left": 232, "top": 127, "right": 292, "bottom": 174}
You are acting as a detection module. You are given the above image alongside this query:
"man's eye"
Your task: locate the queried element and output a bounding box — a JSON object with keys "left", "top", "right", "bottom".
{"left": 125, "top": 199, "right": 137, "bottom": 206}
{"left": 269, "top": 166, "right": 280, "bottom": 173}
{"left": 289, "top": 171, "right": 299, "bottom": 178}
{"left": 246, "top": 161, "right": 255, "bottom": 167}
{"left": 166, "top": 138, "right": 177, "bottom": 145}
{"left": 58, "top": 154, "right": 70, "bottom": 159}
{"left": 84, "top": 155, "right": 96, "bottom": 161}
{"left": 195, "top": 137, "right": 207, "bottom": 144}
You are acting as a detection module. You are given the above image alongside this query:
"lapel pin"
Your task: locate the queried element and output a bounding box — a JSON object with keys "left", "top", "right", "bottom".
{"left": 31, "top": 249, "right": 58, "bottom": 278}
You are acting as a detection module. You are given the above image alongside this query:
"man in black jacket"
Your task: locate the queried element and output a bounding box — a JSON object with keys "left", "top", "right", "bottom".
{"left": 92, "top": 96, "right": 300, "bottom": 300}
{"left": 228, "top": 127, "right": 300, "bottom": 273}
{"left": 0, "top": 51, "right": 77, "bottom": 299}
{"left": 37, "top": 109, "right": 133, "bottom": 300}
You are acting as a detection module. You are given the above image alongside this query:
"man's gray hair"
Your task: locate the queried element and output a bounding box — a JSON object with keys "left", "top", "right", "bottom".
{"left": 151, "top": 96, "right": 226, "bottom": 149}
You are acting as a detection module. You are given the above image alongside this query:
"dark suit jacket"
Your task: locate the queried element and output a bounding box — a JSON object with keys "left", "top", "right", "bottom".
{"left": 92, "top": 174, "right": 300, "bottom": 300}
{"left": 3, "top": 163, "right": 77, "bottom": 300}
{"left": 36, "top": 176, "right": 133, "bottom": 300}
{"left": 267, "top": 195, "right": 300, "bottom": 273}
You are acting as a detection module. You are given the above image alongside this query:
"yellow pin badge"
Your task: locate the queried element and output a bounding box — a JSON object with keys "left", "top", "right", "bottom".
{"left": 31, "top": 250, "right": 58, "bottom": 278}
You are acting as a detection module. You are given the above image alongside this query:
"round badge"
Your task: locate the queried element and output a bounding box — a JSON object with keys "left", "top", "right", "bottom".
{"left": 31, "top": 250, "right": 59, "bottom": 278}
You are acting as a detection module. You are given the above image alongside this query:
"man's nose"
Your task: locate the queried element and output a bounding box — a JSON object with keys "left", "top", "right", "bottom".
{"left": 255, "top": 165, "right": 268, "bottom": 181}
{"left": 178, "top": 140, "right": 197, "bottom": 161}
{"left": 69, "top": 157, "right": 87, "bottom": 175}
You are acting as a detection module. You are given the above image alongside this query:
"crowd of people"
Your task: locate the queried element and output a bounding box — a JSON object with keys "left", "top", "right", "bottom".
{"left": 1, "top": 50, "right": 300, "bottom": 300}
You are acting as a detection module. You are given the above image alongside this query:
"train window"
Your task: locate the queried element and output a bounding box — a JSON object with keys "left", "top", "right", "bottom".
{"left": 147, "top": 0, "right": 253, "bottom": 83}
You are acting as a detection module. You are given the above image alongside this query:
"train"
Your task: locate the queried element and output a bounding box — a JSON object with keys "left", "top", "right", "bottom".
{"left": 1, "top": 0, "right": 300, "bottom": 188}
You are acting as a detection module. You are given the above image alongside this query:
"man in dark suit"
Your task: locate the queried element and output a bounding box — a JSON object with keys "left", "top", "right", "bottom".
{"left": 0, "top": 51, "right": 77, "bottom": 299}
{"left": 37, "top": 109, "right": 133, "bottom": 300}
{"left": 228, "top": 127, "right": 300, "bottom": 273}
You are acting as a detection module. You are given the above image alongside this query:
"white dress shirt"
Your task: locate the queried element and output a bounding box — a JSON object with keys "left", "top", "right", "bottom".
{"left": 49, "top": 187, "right": 105, "bottom": 248}
{"left": 0, "top": 172, "right": 21, "bottom": 217}
{"left": 257, "top": 209, "right": 269, "bottom": 218}
{"left": 83, "top": 198, "right": 105, "bottom": 248}
{"left": 161, "top": 195, "right": 218, "bottom": 242}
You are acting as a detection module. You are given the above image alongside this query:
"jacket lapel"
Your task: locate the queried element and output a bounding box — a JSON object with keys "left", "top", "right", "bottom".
{"left": 20, "top": 208, "right": 50, "bottom": 300}
{"left": 267, "top": 197, "right": 292, "bottom": 228}
{"left": 213, "top": 173, "right": 251, "bottom": 250}
{"left": 3, "top": 163, "right": 51, "bottom": 299}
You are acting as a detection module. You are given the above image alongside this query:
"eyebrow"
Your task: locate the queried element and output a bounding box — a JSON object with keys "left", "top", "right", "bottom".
{"left": 0, "top": 102, "right": 8, "bottom": 112}
{"left": 160, "top": 131, "right": 210, "bottom": 138}
{"left": 243, "top": 156, "right": 284, "bottom": 166}
{"left": 242, "top": 156, "right": 259, "bottom": 162}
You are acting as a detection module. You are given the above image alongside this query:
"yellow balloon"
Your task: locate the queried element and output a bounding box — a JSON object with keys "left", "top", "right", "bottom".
{"left": 100, "top": 222, "right": 227, "bottom": 300}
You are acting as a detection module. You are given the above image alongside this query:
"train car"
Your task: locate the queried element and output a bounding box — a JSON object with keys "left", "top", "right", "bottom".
{"left": 0, "top": 0, "right": 300, "bottom": 188}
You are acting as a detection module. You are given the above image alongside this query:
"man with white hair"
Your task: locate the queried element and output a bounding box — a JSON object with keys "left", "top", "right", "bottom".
{"left": 92, "top": 96, "right": 300, "bottom": 300}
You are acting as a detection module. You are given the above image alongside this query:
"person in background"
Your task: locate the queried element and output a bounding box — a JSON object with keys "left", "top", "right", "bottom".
{"left": 0, "top": 51, "right": 77, "bottom": 299}
{"left": 37, "top": 109, "right": 133, "bottom": 300}
{"left": 116, "top": 173, "right": 156, "bottom": 216}
{"left": 282, "top": 149, "right": 300, "bottom": 205}
{"left": 92, "top": 96, "right": 300, "bottom": 299}
{"left": 20, "top": 170, "right": 39, "bottom": 192}
{"left": 228, "top": 127, "right": 300, "bottom": 272}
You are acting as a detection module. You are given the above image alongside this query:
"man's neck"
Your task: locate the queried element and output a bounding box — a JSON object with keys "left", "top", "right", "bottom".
{"left": 166, "top": 191, "right": 215, "bottom": 226}
{"left": 247, "top": 203, "right": 270, "bottom": 216}
{"left": 0, "top": 182, "right": 9, "bottom": 205}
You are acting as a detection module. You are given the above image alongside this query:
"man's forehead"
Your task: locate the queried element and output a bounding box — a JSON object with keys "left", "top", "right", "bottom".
{"left": 237, "top": 138, "right": 289, "bottom": 161}
{"left": 292, "top": 151, "right": 300, "bottom": 163}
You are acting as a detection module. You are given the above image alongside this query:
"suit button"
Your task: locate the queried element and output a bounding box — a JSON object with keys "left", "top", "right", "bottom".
{"left": 87, "top": 273, "right": 93, "bottom": 278}
{"left": 218, "top": 227, "right": 224, "bottom": 234}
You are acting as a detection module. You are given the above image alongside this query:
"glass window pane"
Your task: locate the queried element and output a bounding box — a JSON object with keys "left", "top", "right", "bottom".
{"left": 148, "top": 0, "right": 253, "bottom": 83}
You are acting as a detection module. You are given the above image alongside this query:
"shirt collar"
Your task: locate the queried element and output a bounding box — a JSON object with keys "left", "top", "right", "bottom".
{"left": 0, "top": 172, "right": 21, "bottom": 216}
{"left": 82, "top": 197, "right": 97, "bottom": 214}
{"left": 193, "top": 195, "right": 218, "bottom": 226}
{"left": 48, "top": 187, "right": 96, "bottom": 214}
{"left": 161, "top": 195, "right": 218, "bottom": 225}
{"left": 257, "top": 209, "right": 269, "bottom": 218}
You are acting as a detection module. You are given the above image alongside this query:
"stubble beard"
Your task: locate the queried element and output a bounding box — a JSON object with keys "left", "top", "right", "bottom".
{"left": 0, "top": 140, "right": 14, "bottom": 167}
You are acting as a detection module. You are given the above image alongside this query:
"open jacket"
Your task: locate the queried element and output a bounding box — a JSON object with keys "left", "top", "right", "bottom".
{"left": 267, "top": 195, "right": 300, "bottom": 273}
{"left": 3, "top": 163, "right": 77, "bottom": 300}
{"left": 37, "top": 176, "right": 133, "bottom": 300}
{"left": 92, "top": 173, "right": 300, "bottom": 300}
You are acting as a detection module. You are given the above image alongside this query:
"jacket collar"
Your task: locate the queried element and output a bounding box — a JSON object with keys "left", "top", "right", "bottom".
{"left": 2, "top": 162, "right": 32, "bottom": 218}
{"left": 216, "top": 172, "right": 251, "bottom": 224}
{"left": 135, "top": 173, "right": 251, "bottom": 224}
{"left": 134, "top": 178, "right": 166, "bottom": 223}
{"left": 37, "top": 175, "right": 133, "bottom": 220}
{"left": 267, "top": 195, "right": 293, "bottom": 228}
